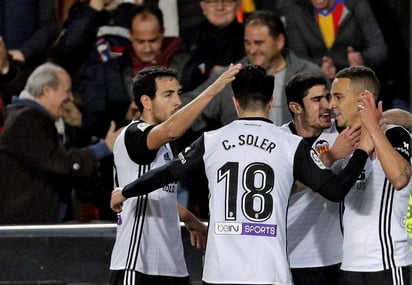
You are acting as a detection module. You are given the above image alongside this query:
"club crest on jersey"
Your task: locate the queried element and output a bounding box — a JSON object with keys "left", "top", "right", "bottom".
{"left": 310, "top": 149, "right": 326, "bottom": 169}
{"left": 136, "top": 122, "right": 151, "bottom": 131}
{"left": 315, "top": 140, "right": 330, "bottom": 155}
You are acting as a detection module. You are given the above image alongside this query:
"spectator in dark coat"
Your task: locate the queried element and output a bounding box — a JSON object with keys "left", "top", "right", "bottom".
{"left": 180, "top": 0, "right": 244, "bottom": 92}
{"left": 0, "top": 0, "right": 59, "bottom": 67}
{"left": 0, "top": 63, "right": 121, "bottom": 224}
{"left": 284, "top": 0, "right": 387, "bottom": 80}
{"left": 74, "top": 3, "right": 190, "bottom": 139}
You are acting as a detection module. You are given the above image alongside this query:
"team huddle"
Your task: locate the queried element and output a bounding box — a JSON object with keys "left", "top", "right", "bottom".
{"left": 108, "top": 63, "right": 412, "bottom": 285}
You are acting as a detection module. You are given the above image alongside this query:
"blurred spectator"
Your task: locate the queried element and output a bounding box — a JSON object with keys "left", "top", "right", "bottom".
{"left": 177, "top": 0, "right": 203, "bottom": 38}
{"left": 52, "top": 0, "right": 181, "bottom": 78}
{"left": 180, "top": 0, "right": 245, "bottom": 92}
{"left": 119, "top": 0, "right": 180, "bottom": 36}
{"left": 0, "top": 0, "right": 59, "bottom": 67}
{"left": 0, "top": 63, "right": 121, "bottom": 225}
{"left": 0, "top": 0, "right": 60, "bottom": 133}
{"left": 74, "top": 3, "right": 190, "bottom": 140}
{"left": 51, "top": 0, "right": 133, "bottom": 80}
{"left": 0, "top": 33, "right": 116, "bottom": 221}
{"left": 179, "top": 10, "right": 321, "bottom": 218}
{"left": 55, "top": 3, "right": 190, "bottom": 219}
{"left": 182, "top": 9, "right": 321, "bottom": 133}
{"left": 51, "top": 0, "right": 133, "bottom": 221}
{"left": 284, "top": 0, "right": 387, "bottom": 80}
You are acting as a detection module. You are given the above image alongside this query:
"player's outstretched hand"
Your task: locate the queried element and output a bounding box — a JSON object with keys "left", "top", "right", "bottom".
{"left": 204, "top": 63, "right": 242, "bottom": 97}
{"left": 185, "top": 217, "right": 208, "bottom": 250}
{"left": 111, "top": 187, "right": 126, "bottom": 213}
{"left": 178, "top": 204, "right": 208, "bottom": 250}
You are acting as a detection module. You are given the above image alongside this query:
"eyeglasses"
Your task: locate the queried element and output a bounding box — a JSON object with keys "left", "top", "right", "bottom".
{"left": 202, "top": 0, "right": 238, "bottom": 5}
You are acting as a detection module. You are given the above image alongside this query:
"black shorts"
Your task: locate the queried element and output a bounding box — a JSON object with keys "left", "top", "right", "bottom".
{"left": 291, "top": 263, "right": 343, "bottom": 285}
{"left": 110, "top": 270, "right": 192, "bottom": 285}
{"left": 341, "top": 266, "right": 410, "bottom": 285}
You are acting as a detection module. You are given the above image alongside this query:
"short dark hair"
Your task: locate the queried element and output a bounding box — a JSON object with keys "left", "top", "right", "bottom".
{"left": 231, "top": 64, "right": 274, "bottom": 110}
{"left": 245, "top": 10, "right": 285, "bottom": 39}
{"left": 285, "top": 72, "right": 329, "bottom": 108}
{"left": 129, "top": 3, "right": 164, "bottom": 30}
{"left": 132, "top": 66, "right": 178, "bottom": 112}
{"left": 335, "top": 66, "right": 380, "bottom": 99}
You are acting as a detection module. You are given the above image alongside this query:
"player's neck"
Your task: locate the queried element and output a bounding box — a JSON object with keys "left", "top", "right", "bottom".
{"left": 293, "top": 116, "right": 322, "bottom": 137}
{"left": 296, "top": 123, "right": 322, "bottom": 138}
{"left": 140, "top": 112, "right": 156, "bottom": 125}
{"left": 238, "top": 110, "right": 269, "bottom": 119}
{"left": 347, "top": 118, "right": 361, "bottom": 129}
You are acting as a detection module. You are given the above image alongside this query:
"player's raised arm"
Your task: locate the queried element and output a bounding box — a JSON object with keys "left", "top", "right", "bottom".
{"left": 359, "top": 91, "right": 411, "bottom": 189}
{"left": 147, "top": 63, "right": 241, "bottom": 150}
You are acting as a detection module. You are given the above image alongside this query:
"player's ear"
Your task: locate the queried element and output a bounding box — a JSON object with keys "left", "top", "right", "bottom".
{"left": 232, "top": 96, "right": 240, "bottom": 116}
{"left": 141, "top": 95, "right": 152, "bottom": 111}
{"left": 289, "top": 102, "right": 302, "bottom": 114}
{"left": 268, "top": 96, "right": 274, "bottom": 109}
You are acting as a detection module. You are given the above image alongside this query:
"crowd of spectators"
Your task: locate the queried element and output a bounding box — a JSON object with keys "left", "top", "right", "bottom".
{"left": 0, "top": 0, "right": 410, "bottom": 224}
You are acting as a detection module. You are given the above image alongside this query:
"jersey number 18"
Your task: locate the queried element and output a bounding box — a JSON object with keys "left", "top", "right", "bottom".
{"left": 217, "top": 162, "right": 274, "bottom": 222}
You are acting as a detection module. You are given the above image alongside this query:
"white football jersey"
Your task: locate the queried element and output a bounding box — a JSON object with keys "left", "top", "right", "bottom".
{"left": 119, "top": 118, "right": 369, "bottom": 284}
{"left": 341, "top": 125, "right": 412, "bottom": 272}
{"left": 110, "top": 120, "right": 188, "bottom": 277}
{"left": 282, "top": 122, "right": 343, "bottom": 268}
{"left": 201, "top": 119, "right": 301, "bottom": 284}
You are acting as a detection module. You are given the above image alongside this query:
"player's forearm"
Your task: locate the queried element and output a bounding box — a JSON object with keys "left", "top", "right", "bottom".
{"left": 159, "top": 90, "right": 217, "bottom": 141}
{"left": 177, "top": 203, "right": 198, "bottom": 224}
{"left": 177, "top": 203, "right": 189, "bottom": 221}
{"left": 122, "top": 162, "right": 176, "bottom": 198}
{"left": 319, "top": 151, "right": 337, "bottom": 167}
{"left": 157, "top": 64, "right": 240, "bottom": 144}
{"left": 318, "top": 149, "right": 369, "bottom": 201}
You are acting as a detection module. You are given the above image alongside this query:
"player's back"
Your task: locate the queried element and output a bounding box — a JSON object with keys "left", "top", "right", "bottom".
{"left": 201, "top": 118, "right": 302, "bottom": 284}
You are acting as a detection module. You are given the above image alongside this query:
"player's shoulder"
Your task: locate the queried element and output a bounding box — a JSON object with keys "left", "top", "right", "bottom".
{"left": 127, "top": 120, "right": 151, "bottom": 132}
{"left": 386, "top": 124, "right": 410, "bottom": 133}
{"left": 386, "top": 124, "right": 411, "bottom": 141}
